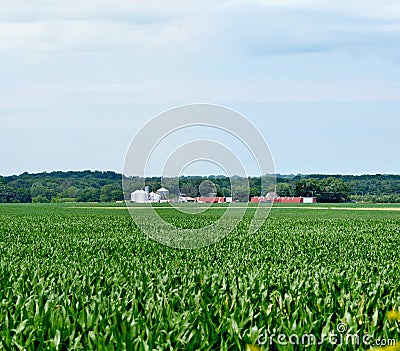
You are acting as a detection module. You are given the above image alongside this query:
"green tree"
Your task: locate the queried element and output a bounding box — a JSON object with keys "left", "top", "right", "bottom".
{"left": 294, "top": 178, "right": 320, "bottom": 197}
{"left": 100, "top": 184, "right": 123, "bottom": 202}
{"left": 231, "top": 177, "right": 250, "bottom": 202}
{"left": 32, "top": 195, "right": 50, "bottom": 203}
{"left": 318, "top": 177, "right": 350, "bottom": 202}
{"left": 77, "top": 188, "right": 100, "bottom": 202}
{"left": 14, "top": 188, "right": 31, "bottom": 203}
{"left": 180, "top": 183, "right": 198, "bottom": 197}
{"left": 30, "top": 182, "right": 55, "bottom": 201}
{"left": 62, "top": 186, "right": 78, "bottom": 199}
{"left": 199, "top": 180, "right": 217, "bottom": 197}
{"left": 249, "top": 187, "right": 259, "bottom": 197}
{"left": 0, "top": 184, "right": 11, "bottom": 203}
{"left": 276, "top": 183, "right": 294, "bottom": 197}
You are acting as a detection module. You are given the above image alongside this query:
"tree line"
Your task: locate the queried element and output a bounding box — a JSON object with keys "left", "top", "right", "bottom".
{"left": 0, "top": 171, "right": 400, "bottom": 203}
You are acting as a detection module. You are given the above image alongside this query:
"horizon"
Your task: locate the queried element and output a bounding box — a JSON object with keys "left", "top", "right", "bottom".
{"left": 2, "top": 169, "right": 400, "bottom": 178}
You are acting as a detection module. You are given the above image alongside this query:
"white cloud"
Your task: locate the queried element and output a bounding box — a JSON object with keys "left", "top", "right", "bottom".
{"left": 0, "top": 0, "right": 399, "bottom": 108}
{"left": 0, "top": 0, "right": 215, "bottom": 22}
{"left": 1, "top": 0, "right": 399, "bottom": 58}
{"left": 0, "top": 19, "right": 205, "bottom": 53}
{"left": 0, "top": 0, "right": 220, "bottom": 54}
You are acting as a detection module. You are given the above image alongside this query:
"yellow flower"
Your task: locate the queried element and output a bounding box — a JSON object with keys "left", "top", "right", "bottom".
{"left": 246, "top": 345, "right": 261, "bottom": 351}
{"left": 371, "top": 345, "right": 400, "bottom": 351}
{"left": 387, "top": 310, "right": 400, "bottom": 321}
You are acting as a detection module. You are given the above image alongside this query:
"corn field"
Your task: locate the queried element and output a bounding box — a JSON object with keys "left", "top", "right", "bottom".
{"left": 0, "top": 204, "right": 399, "bottom": 350}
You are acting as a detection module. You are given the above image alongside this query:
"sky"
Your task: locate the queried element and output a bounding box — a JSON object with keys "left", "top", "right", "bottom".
{"left": 1, "top": 0, "right": 400, "bottom": 176}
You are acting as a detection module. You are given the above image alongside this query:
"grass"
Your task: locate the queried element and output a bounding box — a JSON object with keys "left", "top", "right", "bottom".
{"left": 0, "top": 203, "right": 399, "bottom": 350}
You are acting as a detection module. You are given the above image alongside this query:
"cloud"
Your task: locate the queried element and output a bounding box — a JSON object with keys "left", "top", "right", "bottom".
{"left": 1, "top": 0, "right": 399, "bottom": 59}
{"left": 0, "top": 0, "right": 400, "bottom": 107}
{"left": 0, "top": 19, "right": 207, "bottom": 54}
{"left": 0, "top": 0, "right": 218, "bottom": 54}
{"left": 0, "top": 1, "right": 173, "bottom": 22}
{"left": 217, "top": 3, "right": 400, "bottom": 57}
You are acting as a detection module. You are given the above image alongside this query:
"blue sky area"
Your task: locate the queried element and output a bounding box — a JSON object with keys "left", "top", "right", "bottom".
{"left": 1, "top": 0, "right": 400, "bottom": 176}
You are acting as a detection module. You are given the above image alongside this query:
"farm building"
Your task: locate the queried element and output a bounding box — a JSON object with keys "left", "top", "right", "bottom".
{"left": 149, "top": 192, "right": 161, "bottom": 202}
{"left": 130, "top": 190, "right": 148, "bottom": 203}
{"left": 156, "top": 187, "right": 169, "bottom": 200}
{"left": 177, "top": 195, "right": 197, "bottom": 203}
{"left": 302, "top": 197, "right": 316, "bottom": 204}
{"left": 130, "top": 189, "right": 163, "bottom": 203}
{"left": 196, "top": 197, "right": 226, "bottom": 203}
{"left": 251, "top": 196, "right": 316, "bottom": 203}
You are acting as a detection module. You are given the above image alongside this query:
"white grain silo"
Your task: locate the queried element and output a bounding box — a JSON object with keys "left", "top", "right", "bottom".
{"left": 135, "top": 190, "right": 148, "bottom": 203}
{"left": 130, "top": 190, "right": 139, "bottom": 202}
{"left": 156, "top": 187, "right": 169, "bottom": 200}
{"left": 131, "top": 189, "right": 148, "bottom": 203}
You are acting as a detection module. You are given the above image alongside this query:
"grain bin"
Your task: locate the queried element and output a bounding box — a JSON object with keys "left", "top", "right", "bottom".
{"left": 156, "top": 187, "right": 169, "bottom": 200}
{"left": 135, "top": 190, "right": 148, "bottom": 203}
{"left": 130, "top": 190, "right": 139, "bottom": 202}
{"left": 131, "top": 189, "right": 148, "bottom": 203}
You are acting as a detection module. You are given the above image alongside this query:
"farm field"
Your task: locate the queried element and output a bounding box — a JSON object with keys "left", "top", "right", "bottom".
{"left": 0, "top": 203, "right": 400, "bottom": 350}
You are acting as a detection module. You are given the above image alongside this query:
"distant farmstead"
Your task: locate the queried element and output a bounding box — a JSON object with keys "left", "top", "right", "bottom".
{"left": 130, "top": 187, "right": 169, "bottom": 203}
{"left": 129, "top": 188, "right": 317, "bottom": 204}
